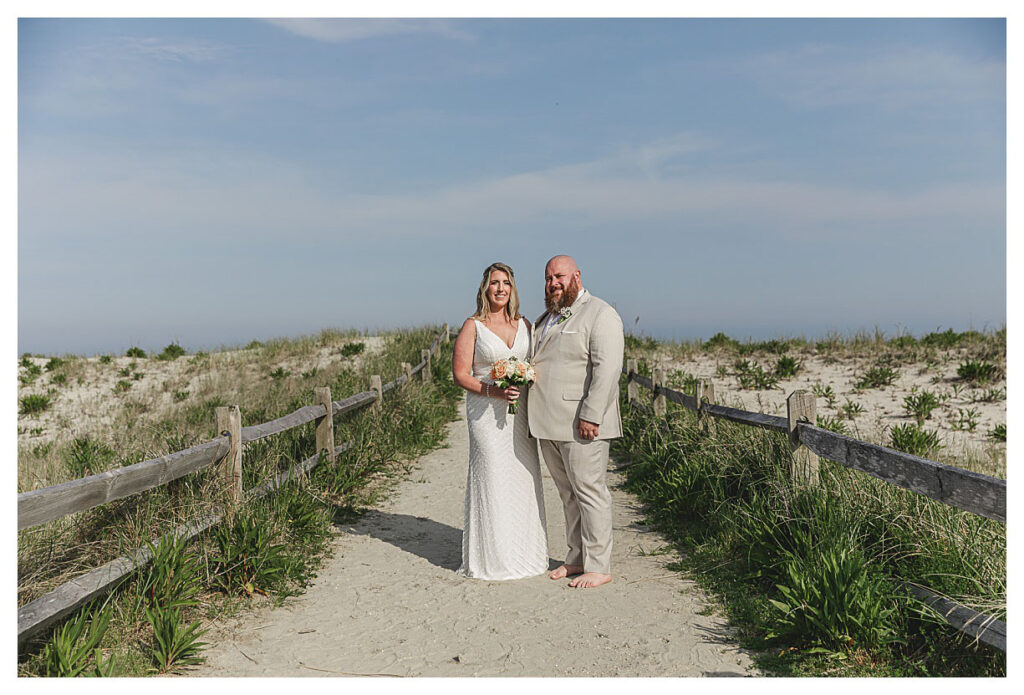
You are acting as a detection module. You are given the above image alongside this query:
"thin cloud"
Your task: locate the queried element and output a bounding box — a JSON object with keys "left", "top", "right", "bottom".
{"left": 20, "top": 136, "right": 1003, "bottom": 247}
{"left": 83, "top": 36, "right": 229, "bottom": 64}
{"left": 263, "top": 19, "right": 474, "bottom": 43}
{"left": 733, "top": 44, "right": 1004, "bottom": 110}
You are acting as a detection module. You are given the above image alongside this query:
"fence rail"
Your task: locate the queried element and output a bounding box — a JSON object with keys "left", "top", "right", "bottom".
{"left": 18, "top": 327, "right": 452, "bottom": 645}
{"left": 623, "top": 363, "right": 1007, "bottom": 651}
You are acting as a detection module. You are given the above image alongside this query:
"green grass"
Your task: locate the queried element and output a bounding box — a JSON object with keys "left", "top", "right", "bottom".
{"left": 889, "top": 424, "right": 943, "bottom": 458}
{"left": 614, "top": 396, "right": 1004, "bottom": 676}
{"left": 734, "top": 360, "right": 779, "bottom": 390}
{"left": 956, "top": 360, "right": 1000, "bottom": 385}
{"left": 903, "top": 390, "right": 940, "bottom": 425}
{"left": 340, "top": 341, "right": 366, "bottom": 357}
{"left": 18, "top": 326, "right": 461, "bottom": 677}
{"left": 855, "top": 365, "right": 899, "bottom": 390}
{"left": 19, "top": 394, "right": 52, "bottom": 415}
{"left": 774, "top": 355, "right": 802, "bottom": 378}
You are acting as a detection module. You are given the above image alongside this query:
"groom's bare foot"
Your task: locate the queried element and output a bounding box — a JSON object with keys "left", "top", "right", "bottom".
{"left": 569, "top": 572, "right": 612, "bottom": 588}
{"left": 549, "top": 564, "right": 584, "bottom": 580}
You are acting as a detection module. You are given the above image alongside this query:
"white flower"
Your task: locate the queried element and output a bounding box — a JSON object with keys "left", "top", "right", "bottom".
{"left": 557, "top": 307, "right": 572, "bottom": 323}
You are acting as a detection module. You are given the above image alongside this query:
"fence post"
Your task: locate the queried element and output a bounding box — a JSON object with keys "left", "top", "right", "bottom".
{"left": 215, "top": 405, "right": 242, "bottom": 508}
{"left": 370, "top": 375, "right": 383, "bottom": 412}
{"left": 401, "top": 362, "right": 412, "bottom": 386}
{"left": 697, "top": 379, "right": 716, "bottom": 434}
{"left": 787, "top": 390, "right": 819, "bottom": 485}
{"left": 652, "top": 366, "right": 666, "bottom": 417}
{"left": 442, "top": 323, "right": 450, "bottom": 344}
{"left": 421, "top": 349, "right": 432, "bottom": 382}
{"left": 314, "top": 387, "right": 335, "bottom": 465}
{"left": 627, "top": 358, "right": 638, "bottom": 405}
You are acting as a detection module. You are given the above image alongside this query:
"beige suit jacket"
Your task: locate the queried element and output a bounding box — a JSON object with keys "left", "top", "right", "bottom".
{"left": 526, "top": 290, "right": 624, "bottom": 441}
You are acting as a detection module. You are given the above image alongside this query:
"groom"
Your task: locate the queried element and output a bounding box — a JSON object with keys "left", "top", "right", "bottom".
{"left": 527, "top": 255, "right": 624, "bottom": 589}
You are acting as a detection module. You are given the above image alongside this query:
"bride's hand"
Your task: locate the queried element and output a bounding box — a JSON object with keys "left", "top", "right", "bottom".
{"left": 503, "top": 386, "right": 520, "bottom": 403}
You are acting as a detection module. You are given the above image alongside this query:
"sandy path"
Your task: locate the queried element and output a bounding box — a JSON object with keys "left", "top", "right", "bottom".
{"left": 187, "top": 397, "right": 757, "bottom": 677}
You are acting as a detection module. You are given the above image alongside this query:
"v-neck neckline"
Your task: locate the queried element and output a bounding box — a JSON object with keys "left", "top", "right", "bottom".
{"left": 477, "top": 318, "right": 522, "bottom": 350}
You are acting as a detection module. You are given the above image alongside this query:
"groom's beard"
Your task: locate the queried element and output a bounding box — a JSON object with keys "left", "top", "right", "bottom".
{"left": 545, "top": 278, "right": 581, "bottom": 314}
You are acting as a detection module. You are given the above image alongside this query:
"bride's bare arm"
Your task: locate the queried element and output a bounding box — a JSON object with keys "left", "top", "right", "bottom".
{"left": 452, "top": 318, "right": 517, "bottom": 402}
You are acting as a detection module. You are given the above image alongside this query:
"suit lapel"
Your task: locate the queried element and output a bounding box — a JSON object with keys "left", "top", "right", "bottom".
{"left": 533, "top": 311, "right": 549, "bottom": 356}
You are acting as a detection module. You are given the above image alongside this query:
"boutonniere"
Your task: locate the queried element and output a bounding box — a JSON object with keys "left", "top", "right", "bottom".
{"left": 557, "top": 307, "right": 573, "bottom": 324}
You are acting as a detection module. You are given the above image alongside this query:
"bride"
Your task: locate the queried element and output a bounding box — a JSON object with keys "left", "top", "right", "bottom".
{"left": 451, "top": 262, "right": 548, "bottom": 580}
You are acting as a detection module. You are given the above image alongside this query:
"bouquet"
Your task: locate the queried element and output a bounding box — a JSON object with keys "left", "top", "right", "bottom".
{"left": 489, "top": 356, "right": 537, "bottom": 414}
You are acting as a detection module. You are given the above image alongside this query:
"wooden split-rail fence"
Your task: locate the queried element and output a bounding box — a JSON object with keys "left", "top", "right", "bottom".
{"left": 624, "top": 359, "right": 1006, "bottom": 652}
{"left": 17, "top": 327, "right": 452, "bottom": 646}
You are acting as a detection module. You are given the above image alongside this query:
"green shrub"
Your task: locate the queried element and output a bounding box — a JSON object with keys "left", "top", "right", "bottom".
{"left": 921, "top": 329, "right": 961, "bottom": 348}
{"left": 889, "top": 424, "right": 943, "bottom": 458}
{"left": 114, "top": 380, "right": 132, "bottom": 393}
{"left": 957, "top": 359, "right": 1000, "bottom": 385}
{"left": 973, "top": 388, "right": 1005, "bottom": 403}
{"left": 45, "top": 357, "right": 65, "bottom": 372}
{"left": 125, "top": 347, "right": 146, "bottom": 358}
{"left": 751, "top": 338, "right": 792, "bottom": 355}
{"left": 855, "top": 365, "right": 899, "bottom": 389}
{"left": 172, "top": 390, "right": 190, "bottom": 403}
{"left": 209, "top": 511, "right": 290, "bottom": 596}
{"left": 703, "top": 332, "right": 740, "bottom": 352}
{"left": 734, "top": 360, "right": 779, "bottom": 390}
{"left": 841, "top": 398, "right": 864, "bottom": 420}
{"left": 811, "top": 383, "right": 838, "bottom": 408}
{"left": 903, "top": 390, "right": 940, "bottom": 425}
{"left": 64, "top": 437, "right": 116, "bottom": 479}
{"left": 774, "top": 355, "right": 801, "bottom": 378}
{"left": 624, "top": 333, "right": 659, "bottom": 350}
{"left": 816, "top": 415, "right": 848, "bottom": 434}
{"left": 988, "top": 424, "right": 1006, "bottom": 442}
{"left": 52, "top": 372, "right": 68, "bottom": 385}
{"left": 145, "top": 605, "right": 207, "bottom": 673}
{"left": 268, "top": 367, "right": 288, "bottom": 380}
{"left": 340, "top": 341, "right": 366, "bottom": 357}
{"left": 136, "top": 536, "right": 203, "bottom": 611}
{"left": 667, "top": 369, "right": 699, "bottom": 395}
{"left": 951, "top": 407, "right": 980, "bottom": 433}
{"left": 19, "top": 394, "right": 51, "bottom": 415}
{"left": 156, "top": 343, "right": 186, "bottom": 361}
{"left": 98, "top": 354, "right": 113, "bottom": 364}
{"left": 768, "top": 546, "right": 901, "bottom": 651}
{"left": 245, "top": 340, "right": 264, "bottom": 350}
{"left": 20, "top": 362, "right": 42, "bottom": 386}
{"left": 889, "top": 335, "right": 918, "bottom": 349}
{"left": 42, "top": 603, "right": 118, "bottom": 677}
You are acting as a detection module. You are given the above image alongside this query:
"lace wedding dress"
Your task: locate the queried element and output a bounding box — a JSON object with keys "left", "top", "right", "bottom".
{"left": 458, "top": 318, "right": 549, "bottom": 580}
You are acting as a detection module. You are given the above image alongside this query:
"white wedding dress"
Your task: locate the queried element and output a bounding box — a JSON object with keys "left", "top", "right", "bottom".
{"left": 458, "top": 318, "right": 549, "bottom": 580}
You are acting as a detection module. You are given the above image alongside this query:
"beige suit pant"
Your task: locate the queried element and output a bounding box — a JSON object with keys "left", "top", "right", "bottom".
{"left": 539, "top": 438, "right": 613, "bottom": 574}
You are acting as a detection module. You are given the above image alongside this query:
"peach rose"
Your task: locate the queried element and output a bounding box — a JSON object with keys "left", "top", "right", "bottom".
{"left": 491, "top": 360, "right": 508, "bottom": 379}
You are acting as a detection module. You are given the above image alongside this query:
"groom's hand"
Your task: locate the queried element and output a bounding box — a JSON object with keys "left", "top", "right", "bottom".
{"left": 578, "top": 419, "right": 599, "bottom": 440}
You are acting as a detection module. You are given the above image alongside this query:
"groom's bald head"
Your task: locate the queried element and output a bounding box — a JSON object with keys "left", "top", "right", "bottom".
{"left": 545, "top": 255, "right": 579, "bottom": 275}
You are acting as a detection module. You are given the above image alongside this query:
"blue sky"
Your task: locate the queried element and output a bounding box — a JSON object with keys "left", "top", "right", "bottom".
{"left": 17, "top": 17, "right": 1007, "bottom": 354}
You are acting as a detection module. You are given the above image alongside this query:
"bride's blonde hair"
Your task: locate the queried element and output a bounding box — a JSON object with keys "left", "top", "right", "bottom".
{"left": 472, "top": 262, "right": 521, "bottom": 323}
